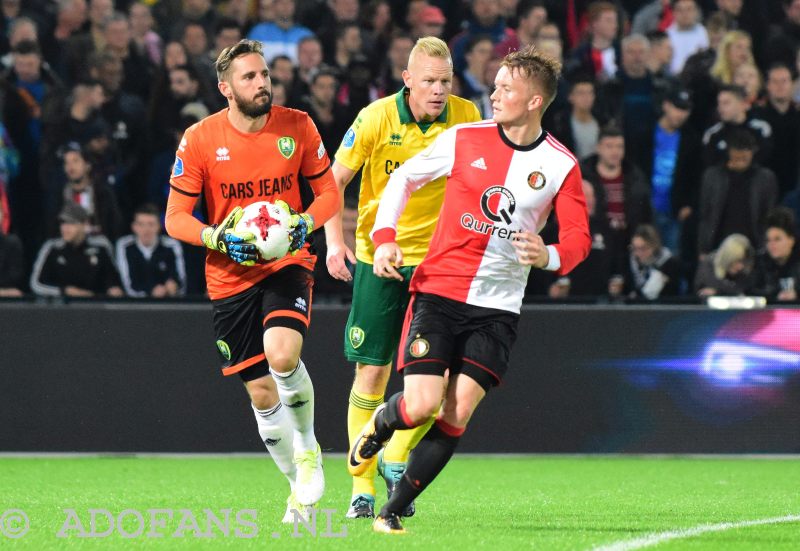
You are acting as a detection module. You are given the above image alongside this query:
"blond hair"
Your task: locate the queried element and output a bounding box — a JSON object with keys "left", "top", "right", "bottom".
{"left": 408, "top": 36, "right": 452, "bottom": 67}
{"left": 710, "top": 31, "right": 753, "bottom": 84}
{"left": 713, "top": 233, "right": 753, "bottom": 279}
{"left": 502, "top": 44, "right": 562, "bottom": 109}
{"left": 215, "top": 39, "right": 264, "bottom": 82}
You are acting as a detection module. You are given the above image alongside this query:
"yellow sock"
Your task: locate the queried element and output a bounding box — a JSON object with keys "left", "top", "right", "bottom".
{"left": 383, "top": 415, "right": 435, "bottom": 464}
{"left": 347, "top": 389, "right": 384, "bottom": 496}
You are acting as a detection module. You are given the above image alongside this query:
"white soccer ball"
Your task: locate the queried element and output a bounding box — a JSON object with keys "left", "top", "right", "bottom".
{"left": 234, "top": 201, "right": 292, "bottom": 261}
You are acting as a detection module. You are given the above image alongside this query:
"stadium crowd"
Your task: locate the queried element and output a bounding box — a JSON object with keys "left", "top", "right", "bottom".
{"left": 0, "top": 0, "right": 799, "bottom": 303}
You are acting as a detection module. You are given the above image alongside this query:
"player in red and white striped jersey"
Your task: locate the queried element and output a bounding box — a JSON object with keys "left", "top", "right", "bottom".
{"left": 348, "top": 45, "right": 592, "bottom": 534}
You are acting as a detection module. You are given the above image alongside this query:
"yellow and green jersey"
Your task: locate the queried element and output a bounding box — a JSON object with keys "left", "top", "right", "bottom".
{"left": 335, "top": 88, "right": 482, "bottom": 265}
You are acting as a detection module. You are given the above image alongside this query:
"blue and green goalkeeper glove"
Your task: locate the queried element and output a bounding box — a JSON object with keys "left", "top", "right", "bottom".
{"left": 275, "top": 200, "right": 314, "bottom": 253}
{"left": 201, "top": 206, "right": 259, "bottom": 266}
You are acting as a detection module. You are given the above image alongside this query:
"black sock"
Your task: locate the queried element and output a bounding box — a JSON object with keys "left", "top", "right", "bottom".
{"left": 374, "top": 392, "right": 415, "bottom": 442}
{"left": 380, "top": 423, "right": 461, "bottom": 516}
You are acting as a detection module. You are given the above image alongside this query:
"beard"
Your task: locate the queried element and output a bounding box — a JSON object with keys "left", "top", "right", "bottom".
{"left": 232, "top": 87, "right": 273, "bottom": 119}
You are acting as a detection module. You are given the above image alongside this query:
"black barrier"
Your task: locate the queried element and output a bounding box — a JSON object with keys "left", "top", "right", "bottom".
{"left": 1, "top": 303, "right": 798, "bottom": 453}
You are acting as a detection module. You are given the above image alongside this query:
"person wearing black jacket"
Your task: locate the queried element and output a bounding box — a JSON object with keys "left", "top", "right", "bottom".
{"left": 0, "top": 206, "right": 23, "bottom": 296}
{"left": 30, "top": 203, "right": 123, "bottom": 298}
{"left": 751, "top": 207, "right": 800, "bottom": 302}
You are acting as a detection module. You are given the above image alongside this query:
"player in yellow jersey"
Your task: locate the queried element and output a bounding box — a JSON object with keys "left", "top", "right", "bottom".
{"left": 324, "top": 36, "right": 481, "bottom": 519}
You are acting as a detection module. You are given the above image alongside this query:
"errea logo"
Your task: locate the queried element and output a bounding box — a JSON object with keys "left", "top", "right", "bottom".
{"left": 216, "top": 147, "right": 230, "bottom": 161}
{"left": 388, "top": 133, "right": 402, "bottom": 146}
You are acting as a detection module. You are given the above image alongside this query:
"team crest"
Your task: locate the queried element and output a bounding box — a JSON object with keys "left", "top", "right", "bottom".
{"left": 527, "top": 171, "right": 546, "bottom": 190}
{"left": 409, "top": 336, "right": 430, "bottom": 358}
{"left": 278, "top": 136, "right": 296, "bottom": 159}
{"left": 216, "top": 339, "right": 231, "bottom": 361}
{"left": 349, "top": 326, "right": 365, "bottom": 349}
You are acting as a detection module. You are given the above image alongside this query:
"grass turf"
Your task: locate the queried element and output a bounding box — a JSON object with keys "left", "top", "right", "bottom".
{"left": 1, "top": 456, "right": 799, "bottom": 550}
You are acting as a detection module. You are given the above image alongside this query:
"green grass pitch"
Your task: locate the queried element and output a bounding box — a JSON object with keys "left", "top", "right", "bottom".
{"left": 2, "top": 456, "right": 799, "bottom": 549}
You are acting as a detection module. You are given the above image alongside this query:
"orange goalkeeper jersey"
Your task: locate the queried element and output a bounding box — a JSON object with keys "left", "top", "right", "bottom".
{"left": 166, "top": 107, "right": 338, "bottom": 299}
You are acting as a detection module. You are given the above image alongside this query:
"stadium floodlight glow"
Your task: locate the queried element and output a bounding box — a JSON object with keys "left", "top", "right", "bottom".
{"left": 701, "top": 340, "right": 800, "bottom": 386}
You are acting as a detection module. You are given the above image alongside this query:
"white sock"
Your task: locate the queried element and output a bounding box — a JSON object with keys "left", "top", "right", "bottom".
{"left": 252, "top": 402, "right": 296, "bottom": 490}
{"left": 270, "top": 359, "right": 317, "bottom": 452}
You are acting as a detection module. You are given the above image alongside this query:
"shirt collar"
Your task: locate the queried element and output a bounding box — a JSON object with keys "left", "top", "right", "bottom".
{"left": 395, "top": 87, "right": 449, "bottom": 125}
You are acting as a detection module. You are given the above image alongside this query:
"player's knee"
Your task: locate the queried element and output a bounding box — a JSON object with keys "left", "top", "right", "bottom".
{"left": 266, "top": 352, "right": 299, "bottom": 374}
{"left": 441, "top": 401, "right": 473, "bottom": 429}
{"left": 247, "top": 385, "right": 279, "bottom": 410}
{"left": 354, "top": 363, "right": 390, "bottom": 393}
{"left": 403, "top": 395, "right": 439, "bottom": 425}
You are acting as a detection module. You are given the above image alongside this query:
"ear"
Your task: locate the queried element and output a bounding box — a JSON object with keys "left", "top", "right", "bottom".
{"left": 528, "top": 94, "right": 544, "bottom": 112}
{"left": 218, "top": 80, "right": 231, "bottom": 100}
{"left": 401, "top": 69, "right": 412, "bottom": 89}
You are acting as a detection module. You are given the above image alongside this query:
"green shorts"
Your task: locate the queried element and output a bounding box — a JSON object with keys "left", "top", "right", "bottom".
{"left": 344, "top": 260, "right": 416, "bottom": 365}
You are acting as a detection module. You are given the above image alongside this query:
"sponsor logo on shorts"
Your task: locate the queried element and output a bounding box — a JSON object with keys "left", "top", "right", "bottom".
{"left": 278, "top": 136, "right": 296, "bottom": 159}
{"left": 172, "top": 156, "right": 184, "bottom": 177}
{"left": 409, "top": 336, "right": 430, "bottom": 358}
{"left": 215, "top": 339, "right": 231, "bottom": 360}
{"left": 349, "top": 326, "right": 365, "bottom": 349}
{"left": 294, "top": 297, "right": 307, "bottom": 312}
{"left": 342, "top": 128, "right": 356, "bottom": 148}
{"left": 527, "top": 171, "right": 546, "bottom": 190}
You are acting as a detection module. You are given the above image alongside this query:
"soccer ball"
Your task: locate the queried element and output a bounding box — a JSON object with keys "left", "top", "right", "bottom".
{"left": 234, "top": 201, "right": 292, "bottom": 261}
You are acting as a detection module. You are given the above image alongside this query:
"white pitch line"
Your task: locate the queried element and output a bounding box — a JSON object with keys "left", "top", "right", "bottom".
{"left": 593, "top": 515, "right": 800, "bottom": 551}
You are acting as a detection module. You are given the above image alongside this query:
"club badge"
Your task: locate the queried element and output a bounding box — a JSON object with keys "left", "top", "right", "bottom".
{"left": 409, "top": 336, "right": 430, "bottom": 358}
{"left": 278, "top": 136, "right": 296, "bottom": 159}
{"left": 527, "top": 171, "right": 546, "bottom": 190}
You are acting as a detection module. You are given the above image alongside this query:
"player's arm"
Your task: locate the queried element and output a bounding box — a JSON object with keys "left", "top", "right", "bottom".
{"left": 371, "top": 127, "right": 458, "bottom": 280}
{"left": 324, "top": 160, "right": 358, "bottom": 280}
{"left": 164, "top": 131, "right": 258, "bottom": 265}
{"left": 515, "top": 164, "right": 591, "bottom": 273}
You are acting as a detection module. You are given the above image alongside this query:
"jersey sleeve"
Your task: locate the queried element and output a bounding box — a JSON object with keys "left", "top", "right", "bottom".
{"left": 370, "top": 126, "right": 458, "bottom": 245}
{"left": 165, "top": 126, "right": 207, "bottom": 246}
{"left": 301, "top": 115, "right": 339, "bottom": 227}
{"left": 333, "top": 107, "right": 375, "bottom": 172}
{"left": 550, "top": 164, "right": 592, "bottom": 275}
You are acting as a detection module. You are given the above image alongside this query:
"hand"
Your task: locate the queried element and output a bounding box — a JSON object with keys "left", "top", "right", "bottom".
{"left": 107, "top": 286, "right": 124, "bottom": 297}
{"left": 777, "top": 289, "right": 797, "bottom": 302}
{"left": 151, "top": 284, "right": 168, "bottom": 298}
{"left": 326, "top": 240, "right": 356, "bottom": 281}
{"left": 512, "top": 230, "right": 549, "bottom": 268}
{"left": 678, "top": 206, "right": 692, "bottom": 222}
{"left": 201, "top": 206, "right": 258, "bottom": 266}
{"left": 164, "top": 279, "right": 179, "bottom": 296}
{"left": 275, "top": 200, "right": 314, "bottom": 253}
{"left": 373, "top": 242, "right": 404, "bottom": 281}
{"left": 64, "top": 286, "right": 93, "bottom": 297}
{"left": 698, "top": 287, "right": 717, "bottom": 297}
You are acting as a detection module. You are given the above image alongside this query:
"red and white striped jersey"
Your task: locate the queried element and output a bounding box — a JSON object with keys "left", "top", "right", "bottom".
{"left": 371, "top": 121, "right": 591, "bottom": 313}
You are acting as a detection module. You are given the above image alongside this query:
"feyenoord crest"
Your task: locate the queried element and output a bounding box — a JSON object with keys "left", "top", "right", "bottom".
{"left": 528, "top": 171, "right": 546, "bottom": 190}
{"left": 278, "top": 136, "right": 296, "bottom": 159}
{"left": 216, "top": 339, "right": 231, "bottom": 360}
{"left": 409, "top": 336, "right": 430, "bottom": 358}
{"left": 349, "top": 326, "right": 365, "bottom": 349}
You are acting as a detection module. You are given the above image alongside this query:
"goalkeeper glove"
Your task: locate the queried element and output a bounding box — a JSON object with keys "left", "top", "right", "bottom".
{"left": 275, "top": 200, "right": 314, "bottom": 253}
{"left": 201, "top": 206, "right": 259, "bottom": 266}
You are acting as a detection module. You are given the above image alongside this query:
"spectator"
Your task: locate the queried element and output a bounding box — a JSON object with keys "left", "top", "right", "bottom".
{"left": 731, "top": 62, "right": 762, "bottom": 105}
{"left": 210, "top": 17, "right": 243, "bottom": 62}
{"left": 763, "top": 0, "right": 800, "bottom": 70}
{"left": 565, "top": 1, "right": 620, "bottom": 83}
{"left": 597, "top": 34, "right": 662, "bottom": 173}
{"left": 48, "top": 0, "right": 88, "bottom": 79}
{"left": 58, "top": 141, "right": 123, "bottom": 240}
{"left": 219, "top": 0, "right": 255, "bottom": 32}
{"left": 325, "top": 22, "right": 362, "bottom": 74}
{"left": 493, "top": 0, "right": 548, "bottom": 57}
{"left": 621, "top": 224, "right": 683, "bottom": 300}
{"left": 0, "top": 205, "right": 24, "bottom": 297}
{"left": 268, "top": 54, "right": 295, "bottom": 103}
{"left": 698, "top": 129, "right": 778, "bottom": 255}
{"left": 63, "top": 0, "right": 113, "bottom": 83}
{"left": 0, "top": 16, "right": 37, "bottom": 71}
{"left": 180, "top": 21, "right": 216, "bottom": 86}
{"left": 246, "top": 0, "right": 312, "bottom": 64}
{"left": 103, "top": 12, "right": 154, "bottom": 101}
{"left": 449, "top": 0, "right": 513, "bottom": 74}
{"left": 458, "top": 35, "right": 494, "bottom": 109}
{"left": 314, "top": 0, "right": 360, "bottom": 55}
{"left": 709, "top": 30, "right": 753, "bottom": 86}
{"left": 751, "top": 207, "right": 800, "bottom": 302}
{"left": 296, "top": 67, "right": 350, "bottom": 158}
{"left": 116, "top": 203, "right": 186, "bottom": 298}
{"left": 753, "top": 64, "right": 800, "bottom": 200}
{"left": 581, "top": 125, "right": 652, "bottom": 274}
{"left": 336, "top": 54, "right": 380, "bottom": 122}
{"left": 646, "top": 86, "right": 702, "bottom": 254}
{"left": 631, "top": 0, "right": 671, "bottom": 36}
{"left": 666, "top": 0, "right": 708, "bottom": 75}
{"left": 30, "top": 202, "right": 123, "bottom": 298}
{"left": 290, "top": 35, "right": 322, "bottom": 100}
{"left": 360, "top": 0, "right": 393, "bottom": 73}
{"left": 410, "top": 5, "right": 447, "bottom": 40}
{"left": 550, "top": 76, "right": 602, "bottom": 161}
{"left": 702, "top": 84, "right": 772, "bottom": 168}
{"left": 376, "top": 32, "right": 413, "bottom": 97}
{"left": 645, "top": 30, "right": 673, "bottom": 78}
{"left": 129, "top": 2, "right": 162, "bottom": 67}
{"left": 694, "top": 233, "right": 754, "bottom": 297}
